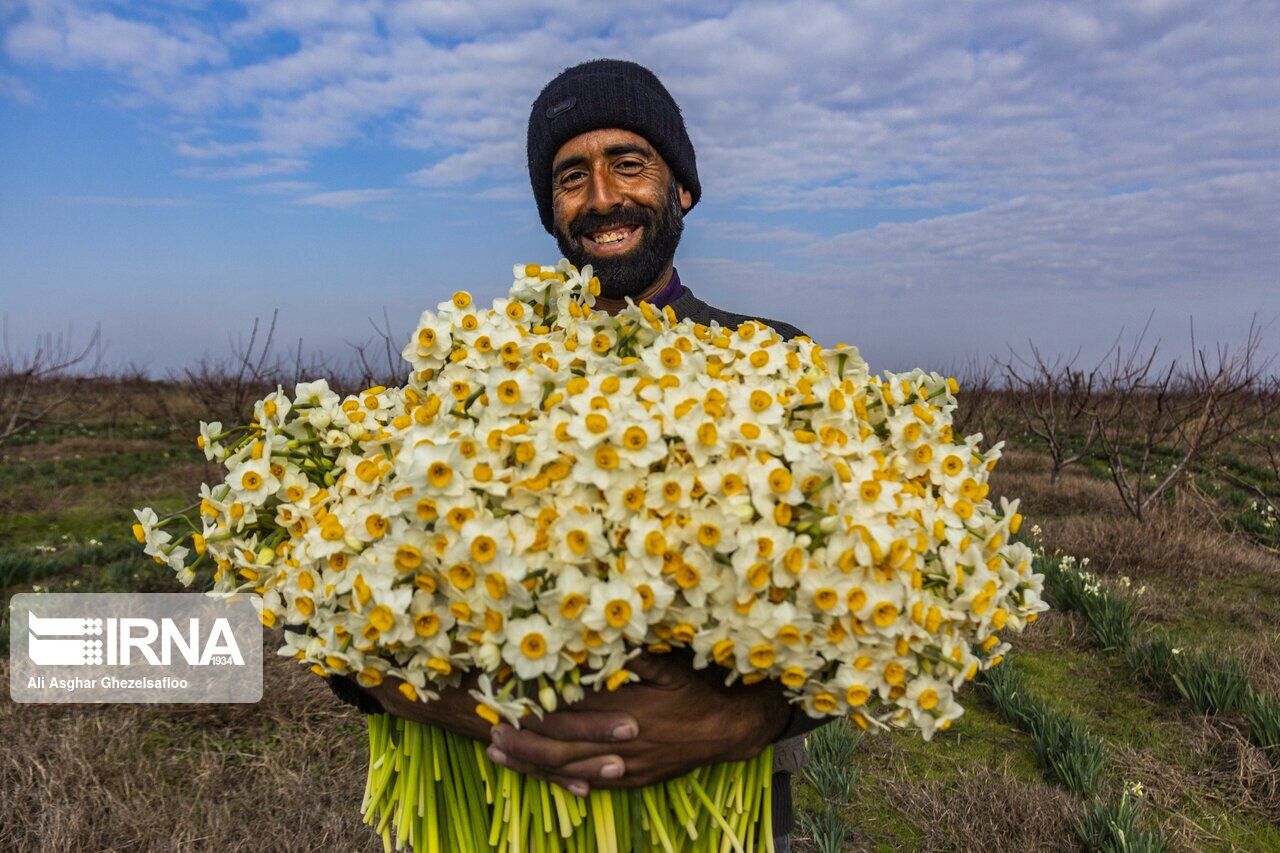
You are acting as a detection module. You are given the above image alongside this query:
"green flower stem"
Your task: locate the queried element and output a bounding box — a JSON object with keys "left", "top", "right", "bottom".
{"left": 361, "top": 715, "right": 773, "bottom": 852}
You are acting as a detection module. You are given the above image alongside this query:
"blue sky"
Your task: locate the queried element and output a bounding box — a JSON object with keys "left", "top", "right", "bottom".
{"left": 2, "top": 0, "right": 1278, "bottom": 375}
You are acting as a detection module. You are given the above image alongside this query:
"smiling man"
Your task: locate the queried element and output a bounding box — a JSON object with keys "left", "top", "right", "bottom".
{"left": 338, "top": 59, "right": 824, "bottom": 851}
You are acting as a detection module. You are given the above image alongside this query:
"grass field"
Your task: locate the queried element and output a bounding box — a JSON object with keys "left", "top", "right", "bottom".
{"left": 1, "top": 385, "right": 1277, "bottom": 851}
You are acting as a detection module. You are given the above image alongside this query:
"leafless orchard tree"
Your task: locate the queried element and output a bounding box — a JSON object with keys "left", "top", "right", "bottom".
{"left": 174, "top": 310, "right": 289, "bottom": 424}
{"left": 172, "top": 307, "right": 411, "bottom": 423}
{"left": 1089, "top": 320, "right": 1274, "bottom": 521}
{"left": 948, "top": 355, "right": 1017, "bottom": 450}
{"left": 1210, "top": 373, "right": 1280, "bottom": 523}
{"left": 999, "top": 340, "right": 1110, "bottom": 485}
{"left": 0, "top": 316, "right": 103, "bottom": 446}
{"left": 338, "top": 308, "right": 407, "bottom": 394}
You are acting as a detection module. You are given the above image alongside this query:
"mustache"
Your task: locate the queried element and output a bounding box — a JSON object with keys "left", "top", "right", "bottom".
{"left": 569, "top": 205, "right": 654, "bottom": 240}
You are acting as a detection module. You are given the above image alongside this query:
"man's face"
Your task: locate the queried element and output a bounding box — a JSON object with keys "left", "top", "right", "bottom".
{"left": 550, "top": 128, "right": 693, "bottom": 300}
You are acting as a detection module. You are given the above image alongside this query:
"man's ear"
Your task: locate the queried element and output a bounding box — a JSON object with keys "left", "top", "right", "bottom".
{"left": 676, "top": 182, "right": 693, "bottom": 212}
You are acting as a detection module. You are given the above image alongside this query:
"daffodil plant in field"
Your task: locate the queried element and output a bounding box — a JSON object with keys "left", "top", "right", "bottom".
{"left": 134, "top": 260, "right": 1048, "bottom": 852}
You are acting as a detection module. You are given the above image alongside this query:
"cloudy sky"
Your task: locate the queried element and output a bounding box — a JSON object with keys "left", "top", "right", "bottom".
{"left": 2, "top": 0, "right": 1277, "bottom": 374}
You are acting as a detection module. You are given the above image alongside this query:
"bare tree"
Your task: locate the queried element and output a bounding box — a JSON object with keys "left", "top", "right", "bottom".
{"left": 946, "top": 354, "right": 1018, "bottom": 449}
{"left": 1210, "top": 374, "right": 1280, "bottom": 523}
{"left": 999, "top": 340, "right": 1109, "bottom": 485}
{"left": 0, "top": 316, "right": 103, "bottom": 446}
{"left": 175, "top": 311, "right": 285, "bottom": 424}
{"left": 340, "top": 308, "right": 406, "bottom": 393}
{"left": 1090, "top": 320, "right": 1273, "bottom": 521}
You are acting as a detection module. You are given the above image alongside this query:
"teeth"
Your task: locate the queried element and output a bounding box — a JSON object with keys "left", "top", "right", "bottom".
{"left": 591, "top": 227, "right": 633, "bottom": 244}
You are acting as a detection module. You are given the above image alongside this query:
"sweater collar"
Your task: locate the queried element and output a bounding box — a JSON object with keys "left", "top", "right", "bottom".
{"left": 643, "top": 266, "right": 687, "bottom": 310}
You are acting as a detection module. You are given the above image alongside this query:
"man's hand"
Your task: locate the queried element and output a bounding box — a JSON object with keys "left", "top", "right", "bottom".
{"left": 359, "top": 652, "right": 792, "bottom": 795}
{"left": 488, "top": 652, "right": 791, "bottom": 792}
{"left": 361, "top": 672, "right": 640, "bottom": 796}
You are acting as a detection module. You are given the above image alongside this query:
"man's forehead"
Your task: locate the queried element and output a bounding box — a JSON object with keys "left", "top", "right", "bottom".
{"left": 552, "top": 128, "right": 659, "bottom": 167}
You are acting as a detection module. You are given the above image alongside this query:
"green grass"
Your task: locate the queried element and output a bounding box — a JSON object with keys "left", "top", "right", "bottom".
{"left": 819, "top": 700, "right": 1045, "bottom": 850}
{"left": 0, "top": 537, "right": 138, "bottom": 587}
{"left": 0, "top": 447, "right": 198, "bottom": 488}
{"left": 887, "top": 697, "right": 1043, "bottom": 783}
{"left": 0, "top": 489, "right": 198, "bottom": 547}
{"left": 0, "top": 505, "right": 128, "bottom": 545}
{"left": 0, "top": 420, "right": 177, "bottom": 446}
{"left": 1137, "top": 570, "right": 1280, "bottom": 681}
{"left": 1014, "top": 647, "right": 1178, "bottom": 762}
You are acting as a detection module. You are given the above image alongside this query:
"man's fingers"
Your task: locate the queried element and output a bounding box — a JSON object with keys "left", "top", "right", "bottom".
{"left": 550, "top": 776, "right": 592, "bottom": 798}
{"left": 558, "top": 753, "right": 627, "bottom": 783}
{"left": 518, "top": 710, "right": 640, "bottom": 743}
{"left": 485, "top": 746, "right": 592, "bottom": 797}
{"left": 492, "top": 724, "right": 625, "bottom": 771}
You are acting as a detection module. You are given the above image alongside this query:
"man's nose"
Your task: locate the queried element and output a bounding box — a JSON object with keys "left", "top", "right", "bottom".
{"left": 584, "top": 169, "right": 623, "bottom": 213}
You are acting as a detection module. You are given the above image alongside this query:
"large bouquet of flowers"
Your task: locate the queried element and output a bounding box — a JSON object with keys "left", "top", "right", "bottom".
{"left": 134, "top": 261, "right": 1047, "bottom": 852}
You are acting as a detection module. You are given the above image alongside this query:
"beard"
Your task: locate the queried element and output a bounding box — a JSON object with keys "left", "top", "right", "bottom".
{"left": 554, "top": 179, "right": 685, "bottom": 301}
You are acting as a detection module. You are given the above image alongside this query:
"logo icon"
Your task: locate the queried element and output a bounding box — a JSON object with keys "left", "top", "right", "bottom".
{"left": 27, "top": 613, "right": 104, "bottom": 666}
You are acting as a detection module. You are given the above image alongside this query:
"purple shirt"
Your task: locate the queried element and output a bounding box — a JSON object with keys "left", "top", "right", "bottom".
{"left": 644, "top": 267, "right": 687, "bottom": 310}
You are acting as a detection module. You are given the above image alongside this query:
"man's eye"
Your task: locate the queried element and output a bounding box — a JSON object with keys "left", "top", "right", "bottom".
{"left": 616, "top": 160, "right": 643, "bottom": 172}
{"left": 560, "top": 171, "right": 586, "bottom": 186}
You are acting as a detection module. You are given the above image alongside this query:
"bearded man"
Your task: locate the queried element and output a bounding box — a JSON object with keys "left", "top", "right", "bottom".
{"left": 334, "top": 59, "right": 826, "bottom": 852}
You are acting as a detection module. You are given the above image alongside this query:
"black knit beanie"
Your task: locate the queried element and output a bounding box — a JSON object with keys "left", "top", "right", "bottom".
{"left": 527, "top": 59, "right": 701, "bottom": 234}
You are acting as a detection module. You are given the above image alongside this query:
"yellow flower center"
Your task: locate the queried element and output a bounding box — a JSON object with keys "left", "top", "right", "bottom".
{"left": 520, "top": 633, "right": 547, "bottom": 659}
{"left": 470, "top": 536, "right": 496, "bottom": 564}
{"left": 448, "top": 564, "right": 475, "bottom": 590}
{"left": 748, "top": 644, "right": 776, "bottom": 669}
{"left": 369, "top": 605, "right": 394, "bottom": 633}
{"left": 428, "top": 462, "right": 452, "bottom": 488}
{"left": 594, "top": 446, "right": 619, "bottom": 469}
{"left": 873, "top": 602, "right": 899, "bottom": 627}
{"left": 560, "top": 593, "right": 586, "bottom": 619}
{"left": 604, "top": 599, "right": 633, "bottom": 629}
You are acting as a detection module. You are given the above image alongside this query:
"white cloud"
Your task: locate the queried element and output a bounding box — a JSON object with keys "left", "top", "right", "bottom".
{"left": 295, "top": 187, "right": 394, "bottom": 207}
{"left": 241, "top": 180, "right": 317, "bottom": 195}
{"left": 57, "top": 195, "right": 190, "bottom": 207}
{"left": 697, "top": 220, "right": 817, "bottom": 245}
{"left": 178, "top": 157, "right": 307, "bottom": 180}
{"left": 4, "top": 2, "right": 226, "bottom": 87}
{"left": 0, "top": 71, "right": 35, "bottom": 102}
{"left": 407, "top": 140, "right": 523, "bottom": 187}
{"left": 802, "top": 171, "right": 1280, "bottom": 297}
{"left": 5, "top": 0, "right": 1275, "bottom": 213}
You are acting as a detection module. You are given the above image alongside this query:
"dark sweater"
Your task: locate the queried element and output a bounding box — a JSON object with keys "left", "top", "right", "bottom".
{"left": 307, "top": 279, "right": 825, "bottom": 842}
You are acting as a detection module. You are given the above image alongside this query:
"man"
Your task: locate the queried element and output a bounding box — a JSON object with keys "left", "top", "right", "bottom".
{"left": 331, "top": 59, "right": 825, "bottom": 850}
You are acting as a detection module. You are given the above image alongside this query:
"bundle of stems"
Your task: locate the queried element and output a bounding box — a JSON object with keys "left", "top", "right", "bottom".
{"left": 361, "top": 714, "right": 776, "bottom": 853}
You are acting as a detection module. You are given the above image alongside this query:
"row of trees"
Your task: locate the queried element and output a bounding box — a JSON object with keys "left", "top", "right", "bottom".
{"left": 0, "top": 311, "right": 407, "bottom": 444}
{"left": 955, "top": 320, "right": 1278, "bottom": 522}
{"left": 3, "top": 313, "right": 1277, "bottom": 524}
